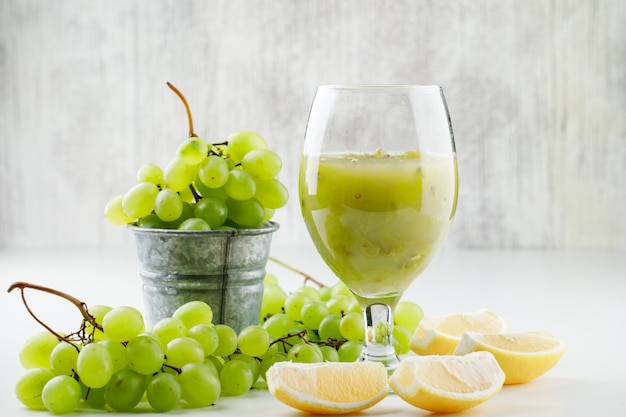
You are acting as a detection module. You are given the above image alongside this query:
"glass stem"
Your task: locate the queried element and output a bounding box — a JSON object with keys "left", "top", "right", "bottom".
{"left": 361, "top": 303, "right": 399, "bottom": 372}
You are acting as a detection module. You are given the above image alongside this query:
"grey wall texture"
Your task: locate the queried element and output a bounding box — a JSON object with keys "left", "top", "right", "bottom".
{"left": 1, "top": 0, "right": 624, "bottom": 250}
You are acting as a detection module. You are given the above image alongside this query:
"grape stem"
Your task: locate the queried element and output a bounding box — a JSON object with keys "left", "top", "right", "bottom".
{"left": 188, "top": 183, "right": 202, "bottom": 203}
{"left": 167, "top": 81, "right": 196, "bottom": 138}
{"left": 269, "top": 257, "right": 327, "bottom": 288}
{"left": 7, "top": 281, "right": 103, "bottom": 350}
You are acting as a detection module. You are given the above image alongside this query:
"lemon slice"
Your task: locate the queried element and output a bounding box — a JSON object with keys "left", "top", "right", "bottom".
{"left": 389, "top": 351, "right": 505, "bottom": 413}
{"left": 409, "top": 309, "right": 507, "bottom": 355}
{"left": 454, "top": 331, "right": 567, "bottom": 384}
{"left": 266, "top": 361, "right": 388, "bottom": 414}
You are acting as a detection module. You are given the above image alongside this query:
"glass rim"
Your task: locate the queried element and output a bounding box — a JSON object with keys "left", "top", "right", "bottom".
{"left": 317, "top": 84, "right": 443, "bottom": 91}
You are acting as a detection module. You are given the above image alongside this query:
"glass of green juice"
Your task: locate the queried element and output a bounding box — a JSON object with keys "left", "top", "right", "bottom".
{"left": 299, "top": 85, "right": 458, "bottom": 371}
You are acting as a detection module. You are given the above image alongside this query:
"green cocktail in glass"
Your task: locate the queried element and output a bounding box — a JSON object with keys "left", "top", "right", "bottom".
{"left": 299, "top": 86, "right": 458, "bottom": 371}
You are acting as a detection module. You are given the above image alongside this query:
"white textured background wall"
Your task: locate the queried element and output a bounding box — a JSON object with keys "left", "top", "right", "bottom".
{"left": 1, "top": 0, "right": 624, "bottom": 251}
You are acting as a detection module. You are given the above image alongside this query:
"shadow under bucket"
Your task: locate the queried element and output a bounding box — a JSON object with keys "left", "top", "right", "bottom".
{"left": 129, "top": 222, "right": 279, "bottom": 333}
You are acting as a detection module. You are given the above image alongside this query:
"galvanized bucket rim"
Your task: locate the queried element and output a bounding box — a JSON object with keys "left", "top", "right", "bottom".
{"left": 128, "top": 221, "right": 280, "bottom": 237}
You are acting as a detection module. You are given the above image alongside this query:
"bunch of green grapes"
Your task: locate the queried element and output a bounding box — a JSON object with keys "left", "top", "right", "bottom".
{"left": 104, "top": 131, "right": 288, "bottom": 230}
{"left": 16, "top": 299, "right": 280, "bottom": 413}
{"left": 104, "top": 83, "right": 288, "bottom": 230}
{"left": 258, "top": 274, "right": 425, "bottom": 365}
{"left": 14, "top": 277, "right": 424, "bottom": 414}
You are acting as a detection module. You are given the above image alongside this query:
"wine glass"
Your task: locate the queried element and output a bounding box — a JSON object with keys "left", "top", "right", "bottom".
{"left": 299, "top": 85, "right": 458, "bottom": 371}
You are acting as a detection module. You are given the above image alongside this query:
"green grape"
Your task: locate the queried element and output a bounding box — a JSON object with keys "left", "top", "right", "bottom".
{"left": 137, "top": 213, "right": 169, "bottom": 229}
{"left": 330, "top": 281, "right": 355, "bottom": 299}
{"left": 305, "top": 328, "right": 320, "bottom": 342}
{"left": 146, "top": 372, "right": 181, "bottom": 412}
{"left": 152, "top": 317, "right": 187, "bottom": 346}
{"left": 318, "top": 314, "right": 344, "bottom": 341}
{"left": 226, "top": 131, "right": 268, "bottom": 164}
{"left": 103, "top": 195, "right": 134, "bottom": 225}
{"left": 188, "top": 323, "right": 219, "bottom": 356}
{"left": 237, "top": 325, "right": 270, "bottom": 357}
{"left": 259, "top": 352, "right": 287, "bottom": 380}
{"left": 278, "top": 324, "right": 308, "bottom": 352}
{"left": 392, "top": 324, "right": 413, "bottom": 355}
{"left": 126, "top": 334, "right": 165, "bottom": 375}
{"left": 178, "top": 363, "right": 221, "bottom": 408}
{"left": 346, "top": 298, "right": 362, "bottom": 313}
{"left": 263, "top": 273, "right": 279, "bottom": 286}
{"left": 178, "top": 217, "right": 211, "bottom": 230}
{"left": 142, "top": 200, "right": 195, "bottom": 229}
{"left": 41, "top": 375, "right": 81, "bottom": 414}
{"left": 76, "top": 343, "right": 113, "bottom": 388}
{"left": 254, "top": 178, "right": 289, "bottom": 209}
{"left": 137, "top": 163, "right": 164, "bottom": 186}
{"left": 122, "top": 182, "right": 159, "bottom": 219}
{"left": 194, "top": 196, "right": 228, "bottom": 228}
{"left": 223, "top": 169, "right": 256, "bottom": 201}
{"left": 262, "top": 207, "right": 275, "bottom": 222}
{"left": 193, "top": 180, "right": 228, "bottom": 199}
{"left": 230, "top": 353, "right": 261, "bottom": 382}
{"left": 261, "top": 283, "right": 287, "bottom": 315}
{"left": 102, "top": 306, "right": 145, "bottom": 342}
{"left": 287, "top": 343, "right": 324, "bottom": 363}
{"left": 219, "top": 359, "right": 253, "bottom": 396}
{"left": 394, "top": 300, "right": 424, "bottom": 333}
{"left": 173, "top": 300, "right": 214, "bottom": 329}
{"left": 15, "top": 368, "right": 55, "bottom": 410}
{"left": 97, "top": 340, "right": 127, "bottom": 373}
{"left": 225, "top": 198, "right": 265, "bottom": 227}
{"left": 326, "top": 293, "right": 351, "bottom": 316}
{"left": 262, "top": 313, "right": 294, "bottom": 340}
{"left": 154, "top": 188, "right": 183, "bottom": 222}
{"left": 19, "top": 332, "right": 59, "bottom": 369}
{"left": 340, "top": 311, "right": 365, "bottom": 341}
{"left": 338, "top": 340, "right": 363, "bottom": 362}
{"left": 212, "top": 324, "right": 238, "bottom": 357}
{"left": 373, "top": 321, "right": 391, "bottom": 344}
{"left": 85, "top": 304, "right": 111, "bottom": 341}
{"left": 214, "top": 225, "right": 236, "bottom": 231}
{"left": 164, "top": 157, "right": 198, "bottom": 192}
{"left": 284, "top": 292, "right": 311, "bottom": 322}
{"left": 176, "top": 201, "right": 195, "bottom": 224}
{"left": 104, "top": 369, "right": 145, "bottom": 412}
{"left": 320, "top": 345, "right": 340, "bottom": 362}
{"left": 300, "top": 300, "right": 330, "bottom": 330}
{"left": 241, "top": 149, "right": 282, "bottom": 180}
{"left": 318, "top": 286, "right": 332, "bottom": 302}
{"left": 177, "top": 137, "right": 209, "bottom": 165}
{"left": 294, "top": 285, "right": 320, "bottom": 301}
{"left": 82, "top": 384, "right": 106, "bottom": 408}
{"left": 165, "top": 337, "right": 205, "bottom": 368}
{"left": 205, "top": 355, "right": 224, "bottom": 376}
{"left": 198, "top": 155, "right": 229, "bottom": 188}
{"left": 178, "top": 186, "right": 195, "bottom": 203}
{"left": 49, "top": 342, "right": 79, "bottom": 376}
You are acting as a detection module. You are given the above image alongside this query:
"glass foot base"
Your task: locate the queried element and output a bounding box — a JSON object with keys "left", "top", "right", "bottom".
{"left": 360, "top": 349, "right": 399, "bottom": 375}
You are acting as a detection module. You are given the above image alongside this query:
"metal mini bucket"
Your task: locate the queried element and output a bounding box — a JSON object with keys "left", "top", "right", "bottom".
{"left": 129, "top": 222, "right": 279, "bottom": 333}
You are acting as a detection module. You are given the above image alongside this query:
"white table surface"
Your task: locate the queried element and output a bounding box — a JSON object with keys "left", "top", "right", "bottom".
{"left": 0, "top": 244, "right": 624, "bottom": 416}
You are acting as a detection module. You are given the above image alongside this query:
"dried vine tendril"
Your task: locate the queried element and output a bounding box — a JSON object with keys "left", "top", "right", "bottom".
{"left": 7, "top": 281, "right": 102, "bottom": 350}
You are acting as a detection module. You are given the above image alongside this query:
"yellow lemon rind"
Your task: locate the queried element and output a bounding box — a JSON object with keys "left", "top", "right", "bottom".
{"left": 389, "top": 352, "right": 505, "bottom": 414}
{"left": 266, "top": 361, "right": 388, "bottom": 414}
{"left": 409, "top": 309, "right": 507, "bottom": 356}
{"left": 454, "top": 331, "right": 567, "bottom": 385}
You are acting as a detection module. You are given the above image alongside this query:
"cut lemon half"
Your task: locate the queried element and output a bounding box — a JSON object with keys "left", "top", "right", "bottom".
{"left": 389, "top": 351, "right": 505, "bottom": 413}
{"left": 266, "top": 361, "right": 388, "bottom": 415}
{"left": 454, "top": 331, "right": 566, "bottom": 384}
{"left": 409, "top": 309, "right": 507, "bottom": 356}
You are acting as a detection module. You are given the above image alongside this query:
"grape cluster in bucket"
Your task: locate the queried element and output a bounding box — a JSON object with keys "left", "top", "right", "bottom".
{"left": 104, "top": 83, "right": 288, "bottom": 230}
